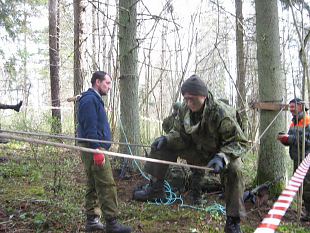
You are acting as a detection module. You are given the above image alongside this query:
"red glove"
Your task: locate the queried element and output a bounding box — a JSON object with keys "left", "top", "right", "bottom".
{"left": 278, "top": 134, "right": 289, "bottom": 144}
{"left": 93, "top": 152, "right": 105, "bottom": 166}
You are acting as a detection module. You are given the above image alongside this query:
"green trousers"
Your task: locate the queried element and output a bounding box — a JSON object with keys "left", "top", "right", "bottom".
{"left": 145, "top": 148, "right": 246, "bottom": 217}
{"left": 80, "top": 143, "right": 119, "bottom": 218}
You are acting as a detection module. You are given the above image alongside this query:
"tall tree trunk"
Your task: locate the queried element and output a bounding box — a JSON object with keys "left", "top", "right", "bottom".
{"left": 73, "top": 0, "right": 86, "bottom": 135}
{"left": 118, "top": 0, "right": 140, "bottom": 158}
{"left": 108, "top": 3, "right": 118, "bottom": 138}
{"left": 91, "top": 3, "right": 98, "bottom": 71}
{"left": 255, "top": 0, "right": 286, "bottom": 194}
{"left": 49, "top": 0, "right": 62, "bottom": 134}
{"left": 235, "top": 0, "right": 247, "bottom": 135}
{"left": 22, "top": 0, "right": 29, "bottom": 111}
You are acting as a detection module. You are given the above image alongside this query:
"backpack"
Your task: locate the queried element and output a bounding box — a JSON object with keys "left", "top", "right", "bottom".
{"left": 165, "top": 165, "right": 190, "bottom": 193}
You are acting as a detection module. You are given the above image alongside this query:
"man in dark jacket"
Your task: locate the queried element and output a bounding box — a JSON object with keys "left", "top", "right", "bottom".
{"left": 78, "top": 71, "right": 131, "bottom": 233}
{"left": 133, "top": 75, "right": 248, "bottom": 233}
{"left": 277, "top": 98, "right": 310, "bottom": 221}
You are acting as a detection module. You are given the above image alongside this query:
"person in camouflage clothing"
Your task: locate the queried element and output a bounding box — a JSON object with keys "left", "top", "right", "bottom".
{"left": 277, "top": 98, "right": 310, "bottom": 221}
{"left": 133, "top": 75, "right": 248, "bottom": 233}
{"left": 163, "top": 103, "right": 222, "bottom": 198}
{"left": 162, "top": 102, "right": 182, "bottom": 134}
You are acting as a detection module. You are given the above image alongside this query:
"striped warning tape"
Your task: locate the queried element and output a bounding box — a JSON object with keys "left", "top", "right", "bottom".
{"left": 254, "top": 153, "right": 310, "bottom": 233}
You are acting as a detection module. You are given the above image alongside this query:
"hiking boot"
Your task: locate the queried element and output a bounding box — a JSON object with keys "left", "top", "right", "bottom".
{"left": 85, "top": 215, "right": 105, "bottom": 232}
{"left": 14, "top": 101, "right": 23, "bottom": 112}
{"left": 188, "top": 190, "right": 203, "bottom": 205}
{"left": 132, "top": 180, "right": 165, "bottom": 202}
{"left": 224, "top": 216, "right": 242, "bottom": 233}
{"left": 106, "top": 217, "right": 131, "bottom": 233}
{"left": 0, "top": 138, "right": 9, "bottom": 144}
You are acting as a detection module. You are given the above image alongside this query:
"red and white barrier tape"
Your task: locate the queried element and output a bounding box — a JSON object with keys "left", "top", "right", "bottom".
{"left": 254, "top": 153, "right": 310, "bottom": 233}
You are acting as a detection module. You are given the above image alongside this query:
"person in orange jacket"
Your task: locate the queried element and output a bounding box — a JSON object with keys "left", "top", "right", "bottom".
{"left": 277, "top": 98, "right": 310, "bottom": 221}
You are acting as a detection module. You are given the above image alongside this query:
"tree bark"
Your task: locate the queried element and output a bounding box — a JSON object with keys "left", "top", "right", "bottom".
{"left": 73, "top": 0, "right": 86, "bottom": 135}
{"left": 235, "top": 0, "right": 247, "bottom": 135}
{"left": 91, "top": 2, "right": 98, "bottom": 71}
{"left": 48, "top": 0, "right": 62, "bottom": 134}
{"left": 255, "top": 0, "right": 286, "bottom": 194}
{"left": 118, "top": 0, "right": 140, "bottom": 158}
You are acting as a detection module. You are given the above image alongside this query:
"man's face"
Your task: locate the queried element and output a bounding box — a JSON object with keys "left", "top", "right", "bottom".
{"left": 96, "top": 75, "right": 112, "bottom": 96}
{"left": 183, "top": 93, "right": 206, "bottom": 112}
{"left": 289, "top": 102, "right": 303, "bottom": 116}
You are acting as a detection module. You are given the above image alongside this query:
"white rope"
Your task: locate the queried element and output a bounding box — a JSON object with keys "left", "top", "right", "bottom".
{"left": 23, "top": 105, "right": 73, "bottom": 110}
{"left": 248, "top": 106, "right": 285, "bottom": 152}
{"left": 0, "top": 133, "right": 212, "bottom": 171}
{"left": 1, "top": 129, "right": 151, "bottom": 148}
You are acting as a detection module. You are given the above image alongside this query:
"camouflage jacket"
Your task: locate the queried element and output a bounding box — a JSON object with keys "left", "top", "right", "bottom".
{"left": 165, "top": 92, "right": 248, "bottom": 162}
{"left": 162, "top": 115, "right": 176, "bottom": 134}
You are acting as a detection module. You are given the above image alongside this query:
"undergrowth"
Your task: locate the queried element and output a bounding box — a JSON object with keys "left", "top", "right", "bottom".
{"left": 0, "top": 142, "right": 309, "bottom": 233}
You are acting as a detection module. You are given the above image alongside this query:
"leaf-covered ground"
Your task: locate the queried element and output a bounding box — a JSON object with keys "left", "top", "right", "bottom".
{"left": 1, "top": 142, "right": 310, "bottom": 233}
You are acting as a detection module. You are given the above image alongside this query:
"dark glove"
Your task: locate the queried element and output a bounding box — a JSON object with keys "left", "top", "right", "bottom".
{"left": 207, "top": 155, "right": 225, "bottom": 174}
{"left": 151, "top": 136, "right": 167, "bottom": 151}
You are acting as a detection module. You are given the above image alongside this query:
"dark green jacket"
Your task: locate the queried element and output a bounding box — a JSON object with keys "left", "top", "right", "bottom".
{"left": 165, "top": 92, "right": 248, "bottom": 162}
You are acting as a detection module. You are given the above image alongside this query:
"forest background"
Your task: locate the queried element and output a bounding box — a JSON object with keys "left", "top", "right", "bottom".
{"left": 0, "top": 0, "right": 310, "bottom": 232}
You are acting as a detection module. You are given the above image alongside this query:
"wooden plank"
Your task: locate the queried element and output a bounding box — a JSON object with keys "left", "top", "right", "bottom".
{"left": 67, "top": 95, "right": 81, "bottom": 102}
{"left": 250, "top": 102, "right": 288, "bottom": 111}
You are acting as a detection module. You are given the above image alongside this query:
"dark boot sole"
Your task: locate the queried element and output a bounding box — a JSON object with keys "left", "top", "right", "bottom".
{"left": 85, "top": 225, "right": 105, "bottom": 232}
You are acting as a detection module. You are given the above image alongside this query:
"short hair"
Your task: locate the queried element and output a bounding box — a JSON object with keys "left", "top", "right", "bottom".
{"left": 91, "top": 71, "right": 108, "bottom": 86}
{"left": 289, "top": 97, "right": 308, "bottom": 111}
{"left": 289, "top": 98, "right": 303, "bottom": 105}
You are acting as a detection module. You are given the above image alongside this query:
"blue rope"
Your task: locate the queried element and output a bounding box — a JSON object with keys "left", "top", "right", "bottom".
{"left": 118, "top": 118, "right": 149, "bottom": 180}
{"left": 180, "top": 203, "right": 226, "bottom": 215}
{"left": 148, "top": 181, "right": 226, "bottom": 215}
{"left": 118, "top": 118, "right": 225, "bottom": 215}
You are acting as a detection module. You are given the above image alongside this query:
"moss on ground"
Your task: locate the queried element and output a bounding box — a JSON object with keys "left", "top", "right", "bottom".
{"left": 0, "top": 142, "right": 309, "bottom": 233}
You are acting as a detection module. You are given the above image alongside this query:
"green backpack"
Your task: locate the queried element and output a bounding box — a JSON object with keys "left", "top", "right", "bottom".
{"left": 165, "top": 165, "right": 190, "bottom": 193}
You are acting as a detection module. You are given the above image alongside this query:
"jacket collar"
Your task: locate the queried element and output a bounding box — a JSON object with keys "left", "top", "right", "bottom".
{"left": 90, "top": 88, "right": 102, "bottom": 98}
{"left": 183, "top": 92, "right": 214, "bottom": 134}
{"left": 82, "top": 88, "right": 104, "bottom": 105}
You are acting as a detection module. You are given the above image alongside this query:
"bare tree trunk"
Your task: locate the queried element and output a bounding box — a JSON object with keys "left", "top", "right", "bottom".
{"left": 22, "top": 0, "right": 29, "bottom": 111}
{"left": 73, "top": 0, "right": 86, "bottom": 135}
{"left": 107, "top": 2, "right": 118, "bottom": 138}
{"left": 255, "top": 0, "right": 286, "bottom": 194}
{"left": 118, "top": 0, "right": 140, "bottom": 159}
{"left": 235, "top": 0, "right": 247, "bottom": 135}
{"left": 92, "top": 3, "right": 98, "bottom": 71}
{"left": 49, "top": 0, "right": 62, "bottom": 134}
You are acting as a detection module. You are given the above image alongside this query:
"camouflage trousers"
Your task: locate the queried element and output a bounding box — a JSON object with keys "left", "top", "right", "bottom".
{"left": 145, "top": 148, "right": 246, "bottom": 217}
{"left": 80, "top": 142, "right": 119, "bottom": 218}
{"left": 294, "top": 159, "right": 310, "bottom": 211}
